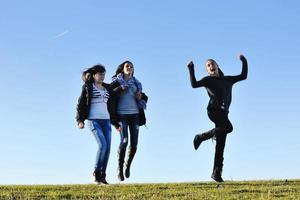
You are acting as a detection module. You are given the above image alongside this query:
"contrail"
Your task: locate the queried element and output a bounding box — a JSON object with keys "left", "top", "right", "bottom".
{"left": 53, "top": 30, "right": 69, "bottom": 39}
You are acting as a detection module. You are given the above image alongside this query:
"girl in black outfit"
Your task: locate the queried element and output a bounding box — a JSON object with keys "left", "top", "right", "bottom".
{"left": 187, "top": 55, "right": 248, "bottom": 182}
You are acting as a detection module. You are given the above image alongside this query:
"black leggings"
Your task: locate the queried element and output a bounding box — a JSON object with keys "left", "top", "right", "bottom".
{"left": 208, "top": 109, "right": 233, "bottom": 170}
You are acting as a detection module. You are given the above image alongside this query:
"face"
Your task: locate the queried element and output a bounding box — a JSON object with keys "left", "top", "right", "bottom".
{"left": 206, "top": 60, "right": 219, "bottom": 77}
{"left": 123, "top": 62, "right": 134, "bottom": 76}
{"left": 93, "top": 72, "right": 105, "bottom": 83}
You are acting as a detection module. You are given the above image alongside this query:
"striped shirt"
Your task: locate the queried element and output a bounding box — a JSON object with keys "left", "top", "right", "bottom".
{"left": 88, "top": 84, "right": 110, "bottom": 119}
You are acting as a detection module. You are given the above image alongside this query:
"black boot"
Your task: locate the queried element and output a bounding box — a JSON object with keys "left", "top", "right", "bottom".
{"left": 193, "top": 130, "right": 214, "bottom": 150}
{"left": 125, "top": 147, "right": 137, "bottom": 178}
{"left": 117, "top": 148, "right": 126, "bottom": 181}
{"left": 93, "top": 170, "right": 101, "bottom": 184}
{"left": 99, "top": 172, "right": 109, "bottom": 184}
{"left": 211, "top": 167, "right": 224, "bottom": 182}
{"left": 211, "top": 132, "right": 226, "bottom": 182}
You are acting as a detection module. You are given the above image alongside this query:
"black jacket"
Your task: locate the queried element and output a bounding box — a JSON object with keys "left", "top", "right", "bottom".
{"left": 188, "top": 57, "right": 248, "bottom": 112}
{"left": 108, "top": 80, "right": 148, "bottom": 128}
{"left": 76, "top": 82, "right": 114, "bottom": 124}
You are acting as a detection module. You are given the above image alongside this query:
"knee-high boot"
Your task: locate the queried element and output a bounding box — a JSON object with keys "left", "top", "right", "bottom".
{"left": 125, "top": 147, "right": 137, "bottom": 178}
{"left": 117, "top": 148, "right": 126, "bottom": 181}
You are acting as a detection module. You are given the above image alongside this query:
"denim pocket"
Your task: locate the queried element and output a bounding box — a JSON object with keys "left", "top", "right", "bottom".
{"left": 88, "top": 120, "right": 96, "bottom": 131}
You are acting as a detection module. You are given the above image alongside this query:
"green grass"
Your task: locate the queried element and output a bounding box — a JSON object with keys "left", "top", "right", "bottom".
{"left": 1, "top": 180, "right": 299, "bottom": 200}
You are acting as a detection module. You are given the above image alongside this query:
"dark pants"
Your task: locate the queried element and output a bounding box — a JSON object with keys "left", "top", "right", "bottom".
{"left": 119, "top": 114, "right": 139, "bottom": 150}
{"left": 117, "top": 114, "right": 139, "bottom": 174}
{"left": 207, "top": 109, "right": 233, "bottom": 171}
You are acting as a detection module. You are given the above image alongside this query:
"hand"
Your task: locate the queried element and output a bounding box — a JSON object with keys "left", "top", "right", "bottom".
{"left": 78, "top": 122, "right": 84, "bottom": 129}
{"left": 239, "top": 54, "right": 246, "bottom": 61}
{"left": 115, "top": 125, "right": 122, "bottom": 132}
{"left": 187, "top": 61, "right": 194, "bottom": 68}
{"left": 136, "top": 92, "right": 142, "bottom": 101}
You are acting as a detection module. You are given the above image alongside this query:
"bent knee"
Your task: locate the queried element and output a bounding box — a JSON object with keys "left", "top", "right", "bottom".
{"left": 226, "top": 125, "right": 233, "bottom": 133}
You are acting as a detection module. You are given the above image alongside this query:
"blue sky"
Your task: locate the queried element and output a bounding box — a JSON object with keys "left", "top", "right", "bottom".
{"left": 0, "top": 0, "right": 300, "bottom": 184}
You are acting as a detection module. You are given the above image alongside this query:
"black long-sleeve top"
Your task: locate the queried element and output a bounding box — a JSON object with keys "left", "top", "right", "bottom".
{"left": 188, "top": 58, "right": 248, "bottom": 112}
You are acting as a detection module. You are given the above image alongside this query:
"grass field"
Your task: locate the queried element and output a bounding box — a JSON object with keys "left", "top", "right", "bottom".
{"left": 0, "top": 179, "right": 299, "bottom": 200}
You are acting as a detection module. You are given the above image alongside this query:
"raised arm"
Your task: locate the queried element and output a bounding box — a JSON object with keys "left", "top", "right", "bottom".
{"left": 187, "top": 61, "right": 207, "bottom": 88}
{"left": 227, "top": 55, "right": 248, "bottom": 83}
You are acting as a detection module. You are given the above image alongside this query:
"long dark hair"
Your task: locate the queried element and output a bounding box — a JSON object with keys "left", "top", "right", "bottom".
{"left": 82, "top": 64, "right": 106, "bottom": 83}
{"left": 114, "top": 60, "right": 134, "bottom": 77}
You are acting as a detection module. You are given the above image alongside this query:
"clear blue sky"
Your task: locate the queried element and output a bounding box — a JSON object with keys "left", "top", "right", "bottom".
{"left": 1, "top": 0, "right": 299, "bottom": 184}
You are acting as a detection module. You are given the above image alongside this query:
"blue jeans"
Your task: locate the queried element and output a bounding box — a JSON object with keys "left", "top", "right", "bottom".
{"left": 88, "top": 119, "right": 111, "bottom": 172}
